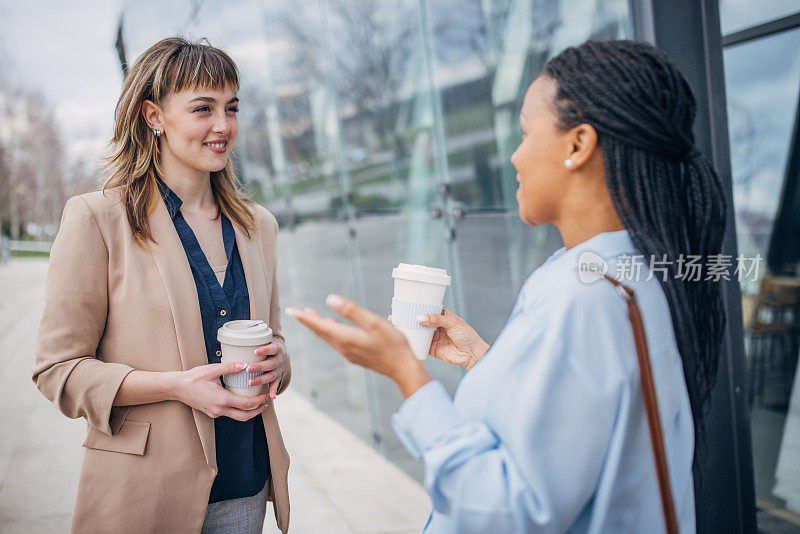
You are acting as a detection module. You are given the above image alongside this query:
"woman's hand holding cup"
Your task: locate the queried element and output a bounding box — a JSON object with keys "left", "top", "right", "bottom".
{"left": 417, "top": 308, "right": 489, "bottom": 371}
{"left": 175, "top": 362, "right": 270, "bottom": 421}
{"left": 246, "top": 342, "right": 287, "bottom": 400}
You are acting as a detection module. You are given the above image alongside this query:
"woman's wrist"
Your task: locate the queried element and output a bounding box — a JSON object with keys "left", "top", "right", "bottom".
{"left": 163, "top": 370, "right": 184, "bottom": 403}
{"left": 394, "top": 357, "right": 432, "bottom": 399}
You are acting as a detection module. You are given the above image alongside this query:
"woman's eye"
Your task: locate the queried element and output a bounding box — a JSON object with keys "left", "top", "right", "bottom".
{"left": 227, "top": 107, "right": 239, "bottom": 113}
{"left": 193, "top": 106, "right": 210, "bottom": 113}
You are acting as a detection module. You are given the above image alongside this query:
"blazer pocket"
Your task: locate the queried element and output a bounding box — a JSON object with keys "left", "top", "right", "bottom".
{"left": 82, "top": 420, "right": 151, "bottom": 455}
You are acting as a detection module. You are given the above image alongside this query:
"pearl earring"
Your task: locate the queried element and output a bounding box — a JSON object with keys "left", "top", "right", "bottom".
{"left": 153, "top": 129, "right": 162, "bottom": 137}
{"left": 564, "top": 158, "right": 574, "bottom": 168}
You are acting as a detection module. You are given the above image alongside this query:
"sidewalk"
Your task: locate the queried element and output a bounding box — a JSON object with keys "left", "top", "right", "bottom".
{"left": 0, "top": 258, "right": 430, "bottom": 533}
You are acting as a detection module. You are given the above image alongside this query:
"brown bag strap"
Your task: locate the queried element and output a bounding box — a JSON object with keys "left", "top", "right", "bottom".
{"left": 603, "top": 274, "right": 679, "bottom": 534}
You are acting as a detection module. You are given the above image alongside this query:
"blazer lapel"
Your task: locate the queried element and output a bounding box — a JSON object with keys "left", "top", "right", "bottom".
{"left": 234, "top": 222, "right": 268, "bottom": 322}
{"left": 149, "top": 198, "right": 216, "bottom": 469}
{"left": 149, "top": 205, "right": 270, "bottom": 473}
{"left": 237, "top": 219, "right": 290, "bottom": 528}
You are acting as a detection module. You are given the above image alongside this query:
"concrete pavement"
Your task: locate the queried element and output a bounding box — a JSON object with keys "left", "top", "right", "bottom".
{"left": 0, "top": 258, "right": 430, "bottom": 533}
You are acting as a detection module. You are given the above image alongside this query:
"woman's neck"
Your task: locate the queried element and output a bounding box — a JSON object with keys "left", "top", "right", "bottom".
{"left": 159, "top": 153, "right": 216, "bottom": 214}
{"left": 555, "top": 198, "right": 625, "bottom": 250}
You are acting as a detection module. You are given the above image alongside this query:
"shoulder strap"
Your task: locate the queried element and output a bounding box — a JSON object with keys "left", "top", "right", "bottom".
{"left": 602, "top": 274, "right": 679, "bottom": 534}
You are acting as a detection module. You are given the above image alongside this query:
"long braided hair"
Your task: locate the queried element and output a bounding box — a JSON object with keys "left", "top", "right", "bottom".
{"left": 544, "top": 40, "right": 727, "bottom": 480}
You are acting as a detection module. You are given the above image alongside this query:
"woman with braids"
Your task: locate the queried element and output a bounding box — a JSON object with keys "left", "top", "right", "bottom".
{"left": 289, "top": 39, "right": 726, "bottom": 533}
{"left": 32, "top": 38, "right": 291, "bottom": 533}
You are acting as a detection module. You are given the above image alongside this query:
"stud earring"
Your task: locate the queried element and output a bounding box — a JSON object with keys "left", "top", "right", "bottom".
{"left": 153, "top": 128, "right": 162, "bottom": 137}
{"left": 564, "top": 158, "right": 573, "bottom": 169}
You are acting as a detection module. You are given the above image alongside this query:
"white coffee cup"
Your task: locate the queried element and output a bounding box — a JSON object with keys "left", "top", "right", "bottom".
{"left": 391, "top": 263, "right": 451, "bottom": 360}
{"left": 217, "top": 320, "right": 273, "bottom": 399}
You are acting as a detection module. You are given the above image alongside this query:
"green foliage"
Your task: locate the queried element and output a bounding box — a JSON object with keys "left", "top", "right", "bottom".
{"left": 11, "top": 250, "right": 50, "bottom": 258}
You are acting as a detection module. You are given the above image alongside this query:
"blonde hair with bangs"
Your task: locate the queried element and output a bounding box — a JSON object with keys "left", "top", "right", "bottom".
{"left": 101, "top": 36, "right": 256, "bottom": 248}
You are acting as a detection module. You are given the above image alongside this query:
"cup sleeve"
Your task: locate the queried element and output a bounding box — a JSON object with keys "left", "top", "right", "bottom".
{"left": 391, "top": 298, "right": 443, "bottom": 330}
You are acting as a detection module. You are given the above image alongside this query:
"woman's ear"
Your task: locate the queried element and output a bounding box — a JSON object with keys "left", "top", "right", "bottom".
{"left": 141, "top": 100, "right": 164, "bottom": 132}
{"left": 566, "top": 123, "right": 599, "bottom": 170}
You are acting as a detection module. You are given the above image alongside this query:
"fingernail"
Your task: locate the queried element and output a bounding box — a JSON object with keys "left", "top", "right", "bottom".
{"left": 237, "top": 363, "right": 247, "bottom": 370}
{"left": 417, "top": 315, "right": 428, "bottom": 324}
{"left": 253, "top": 348, "right": 260, "bottom": 356}
{"left": 271, "top": 393, "right": 276, "bottom": 399}
{"left": 248, "top": 379, "right": 254, "bottom": 385}
{"left": 246, "top": 365, "right": 253, "bottom": 372}
{"left": 285, "top": 307, "right": 300, "bottom": 317}
{"left": 325, "top": 294, "right": 344, "bottom": 309}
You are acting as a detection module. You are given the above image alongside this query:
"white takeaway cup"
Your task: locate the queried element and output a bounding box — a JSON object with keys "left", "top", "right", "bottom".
{"left": 391, "top": 263, "right": 451, "bottom": 360}
{"left": 217, "top": 320, "right": 273, "bottom": 400}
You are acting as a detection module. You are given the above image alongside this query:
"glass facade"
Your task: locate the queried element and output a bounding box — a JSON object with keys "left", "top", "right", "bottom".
{"left": 719, "top": 0, "right": 799, "bottom": 35}
{"left": 119, "top": 3, "right": 800, "bottom": 528}
{"left": 120, "top": 0, "right": 633, "bottom": 480}
{"left": 721, "top": 5, "right": 800, "bottom": 525}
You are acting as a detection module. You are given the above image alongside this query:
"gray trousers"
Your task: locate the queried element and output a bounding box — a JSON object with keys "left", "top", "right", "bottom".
{"left": 201, "top": 483, "right": 269, "bottom": 534}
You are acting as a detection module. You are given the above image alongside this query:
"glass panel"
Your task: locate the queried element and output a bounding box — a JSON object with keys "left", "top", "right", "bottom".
{"left": 429, "top": 0, "right": 633, "bottom": 308}
{"left": 453, "top": 214, "right": 563, "bottom": 341}
{"left": 352, "top": 213, "right": 456, "bottom": 479}
{"left": 724, "top": 28, "right": 800, "bottom": 523}
{"left": 719, "top": 0, "right": 800, "bottom": 36}
{"left": 276, "top": 221, "right": 373, "bottom": 443}
{"left": 261, "top": 0, "right": 377, "bottom": 444}
{"left": 315, "top": 0, "right": 462, "bottom": 474}
{"left": 119, "top": 0, "right": 634, "bottom": 483}
{"left": 428, "top": 0, "right": 633, "bottom": 213}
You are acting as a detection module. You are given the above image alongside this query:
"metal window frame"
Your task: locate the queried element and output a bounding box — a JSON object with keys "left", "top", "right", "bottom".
{"left": 723, "top": 12, "right": 800, "bottom": 47}
{"left": 630, "top": 1, "right": 757, "bottom": 532}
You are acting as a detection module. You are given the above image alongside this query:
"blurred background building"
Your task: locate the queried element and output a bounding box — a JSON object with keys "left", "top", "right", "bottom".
{"left": 2, "top": 0, "right": 800, "bottom": 532}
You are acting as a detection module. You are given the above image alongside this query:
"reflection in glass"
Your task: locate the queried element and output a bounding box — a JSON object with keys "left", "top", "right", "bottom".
{"left": 719, "top": 0, "right": 799, "bottom": 36}
{"left": 119, "top": 0, "right": 635, "bottom": 482}
{"left": 725, "top": 28, "right": 800, "bottom": 521}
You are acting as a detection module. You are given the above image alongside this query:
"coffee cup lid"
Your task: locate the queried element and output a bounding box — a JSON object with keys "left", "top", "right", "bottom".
{"left": 392, "top": 263, "right": 451, "bottom": 286}
{"left": 218, "top": 320, "right": 273, "bottom": 347}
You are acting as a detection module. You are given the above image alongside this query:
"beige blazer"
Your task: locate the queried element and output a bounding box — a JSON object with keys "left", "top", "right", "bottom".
{"left": 32, "top": 187, "right": 291, "bottom": 533}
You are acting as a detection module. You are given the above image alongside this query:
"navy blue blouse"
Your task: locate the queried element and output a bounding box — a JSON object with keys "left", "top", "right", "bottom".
{"left": 157, "top": 179, "right": 269, "bottom": 504}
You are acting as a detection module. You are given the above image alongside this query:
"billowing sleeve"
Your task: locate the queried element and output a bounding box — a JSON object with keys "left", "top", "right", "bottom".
{"left": 391, "top": 284, "right": 633, "bottom": 532}
{"left": 31, "top": 196, "right": 135, "bottom": 436}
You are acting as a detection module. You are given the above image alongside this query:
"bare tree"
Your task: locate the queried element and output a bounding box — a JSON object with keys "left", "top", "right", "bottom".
{"left": 0, "top": 52, "right": 67, "bottom": 240}
{"left": 280, "top": 0, "right": 416, "bottom": 150}
{"left": 0, "top": 143, "right": 9, "bottom": 235}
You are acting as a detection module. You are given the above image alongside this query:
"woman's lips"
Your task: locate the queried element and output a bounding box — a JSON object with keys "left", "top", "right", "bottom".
{"left": 203, "top": 141, "right": 227, "bottom": 154}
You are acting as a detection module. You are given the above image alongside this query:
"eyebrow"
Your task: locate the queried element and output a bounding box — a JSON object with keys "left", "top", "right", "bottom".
{"left": 188, "top": 96, "right": 239, "bottom": 104}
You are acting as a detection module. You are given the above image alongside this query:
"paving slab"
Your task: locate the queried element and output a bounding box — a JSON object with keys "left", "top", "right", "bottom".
{"left": 0, "top": 258, "right": 431, "bottom": 533}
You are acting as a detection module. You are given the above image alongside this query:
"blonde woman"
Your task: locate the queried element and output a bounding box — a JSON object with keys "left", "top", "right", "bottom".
{"left": 32, "top": 37, "right": 290, "bottom": 534}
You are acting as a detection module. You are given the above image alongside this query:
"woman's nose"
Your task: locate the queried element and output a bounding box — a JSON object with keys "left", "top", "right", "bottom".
{"left": 212, "top": 112, "right": 231, "bottom": 135}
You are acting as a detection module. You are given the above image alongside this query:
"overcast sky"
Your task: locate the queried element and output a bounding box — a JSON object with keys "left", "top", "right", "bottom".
{"left": 0, "top": 0, "right": 290, "bottom": 173}
{"left": 0, "top": 0, "right": 123, "bottom": 170}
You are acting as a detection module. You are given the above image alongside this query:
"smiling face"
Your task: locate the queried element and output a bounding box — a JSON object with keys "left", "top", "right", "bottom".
{"left": 144, "top": 84, "right": 239, "bottom": 175}
{"left": 510, "top": 76, "right": 573, "bottom": 227}
{"left": 511, "top": 76, "right": 570, "bottom": 226}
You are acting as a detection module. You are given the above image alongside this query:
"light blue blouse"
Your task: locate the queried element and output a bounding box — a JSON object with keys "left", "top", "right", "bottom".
{"left": 392, "top": 230, "right": 696, "bottom": 533}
